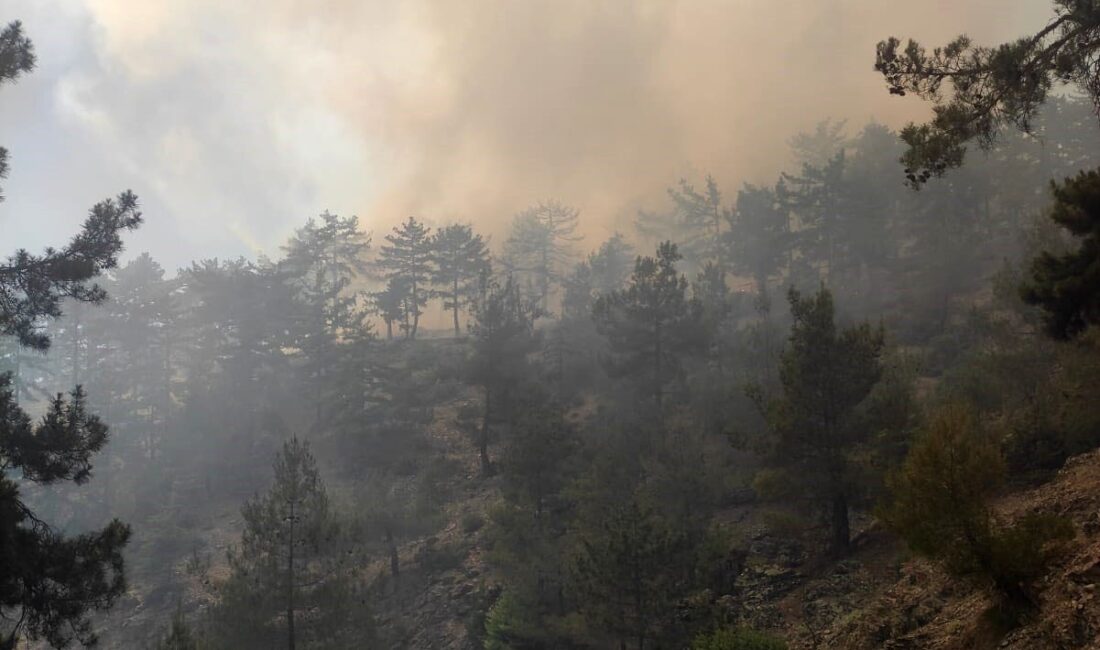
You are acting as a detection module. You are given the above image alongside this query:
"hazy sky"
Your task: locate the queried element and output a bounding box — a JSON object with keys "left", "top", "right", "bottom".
{"left": 2, "top": 0, "right": 1053, "bottom": 271}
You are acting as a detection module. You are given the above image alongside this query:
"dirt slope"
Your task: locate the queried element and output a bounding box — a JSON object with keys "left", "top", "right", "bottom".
{"left": 782, "top": 449, "right": 1100, "bottom": 649}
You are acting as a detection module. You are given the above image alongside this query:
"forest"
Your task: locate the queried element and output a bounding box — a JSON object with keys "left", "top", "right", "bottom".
{"left": 4, "top": 1, "right": 1100, "bottom": 649}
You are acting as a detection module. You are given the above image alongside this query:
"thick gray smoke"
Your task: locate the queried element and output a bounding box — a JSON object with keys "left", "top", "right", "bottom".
{"left": 1, "top": 0, "right": 1051, "bottom": 266}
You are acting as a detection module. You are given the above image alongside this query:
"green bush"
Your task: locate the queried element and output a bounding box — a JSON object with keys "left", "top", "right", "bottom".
{"left": 881, "top": 404, "right": 1074, "bottom": 614}
{"left": 461, "top": 511, "right": 485, "bottom": 534}
{"left": 417, "top": 539, "right": 465, "bottom": 573}
{"left": 484, "top": 590, "right": 541, "bottom": 650}
{"left": 987, "top": 513, "right": 1075, "bottom": 609}
{"left": 692, "top": 627, "right": 787, "bottom": 650}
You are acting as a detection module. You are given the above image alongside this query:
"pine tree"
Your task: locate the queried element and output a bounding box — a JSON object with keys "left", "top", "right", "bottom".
{"left": 378, "top": 217, "right": 433, "bottom": 339}
{"left": 209, "top": 436, "right": 372, "bottom": 649}
{"left": 788, "top": 118, "right": 848, "bottom": 168}
{"left": 668, "top": 175, "right": 729, "bottom": 279}
{"left": 760, "top": 286, "right": 884, "bottom": 555}
{"left": 0, "top": 20, "right": 138, "bottom": 649}
{"left": 480, "top": 396, "right": 580, "bottom": 645}
{"left": 281, "top": 211, "right": 371, "bottom": 342}
{"left": 0, "top": 381, "right": 132, "bottom": 649}
{"left": 780, "top": 152, "right": 851, "bottom": 282}
{"left": 103, "top": 253, "right": 180, "bottom": 459}
{"left": 282, "top": 212, "right": 372, "bottom": 424}
{"left": 502, "top": 200, "right": 581, "bottom": 312}
{"left": 431, "top": 223, "right": 490, "bottom": 336}
{"left": 371, "top": 277, "right": 408, "bottom": 341}
{"left": 1022, "top": 168, "right": 1100, "bottom": 340}
{"left": 587, "top": 233, "right": 635, "bottom": 296}
{"left": 177, "top": 257, "right": 300, "bottom": 467}
{"left": 731, "top": 184, "right": 791, "bottom": 294}
{"left": 875, "top": 1, "right": 1100, "bottom": 185}
{"left": 548, "top": 234, "right": 633, "bottom": 398}
{"left": 154, "top": 608, "right": 199, "bottom": 650}
{"left": 467, "top": 277, "right": 539, "bottom": 475}
{"left": 0, "top": 21, "right": 34, "bottom": 204}
{"left": 570, "top": 499, "right": 691, "bottom": 650}
{"left": 593, "top": 242, "right": 704, "bottom": 410}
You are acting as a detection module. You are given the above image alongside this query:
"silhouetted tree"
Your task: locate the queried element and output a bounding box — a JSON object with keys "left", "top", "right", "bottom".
{"left": 1022, "top": 168, "right": 1100, "bottom": 339}
{"left": 758, "top": 286, "right": 884, "bottom": 555}
{"left": 370, "top": 277, "right": 408, "bottom": 342}
{"left": 570, "top": 499, "right": 690, "bottom": 650}
{"left": 378, "top": 217, "right": 433, "bottom": 339}
{"left": 282, "top": 211, "right": 370, "bottom": 341}
{"left": 731, "top": 184, "right": 790, "bottom": 294}
{"left": 0, "top": 20, "right": 35, "bottom": 203}
{"left": 0, "top": 20, "right": 137, "bottom": 649}
{"left": 431, "top": 223, "right": 490, "bottom": 336}
{"left": 153, "top": 608, "right": 199, "bottom": 650}
{"left": 875, "top": 1, "right": 1100, "bottom": 185}
{"left": 668, "top": 175, "right": 729, "bottom": 278}
{"left": 503, "top": 200, "right": 581, "bottom": 312}
{"left": 282, "top": 212, "right": 372, "bottom": 424}
{"left": 587, "top": 233, "right": 635, "bottom": 296}
{"left": 209, "top": 437, "right": 372, "bottom": 649}
{"left": 593, "top": 242, "right": 704, "bottom": 410}
{"left": 467, "top": 277, "right": 539, "bottom": 474}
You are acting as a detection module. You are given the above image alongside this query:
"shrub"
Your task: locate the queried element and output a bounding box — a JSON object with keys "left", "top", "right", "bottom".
{"left": 880, "top": 403, "right": 1074, "bottom": 614}
{"left": 692, "top": 627, "right": 787, "bottom": 650}
{"left": 461, "top": 511, "right": 485, "bottom": 534}
{"left": 416, "top": 539, "right": 465, "bottom": 573}
{"left": 483, "top": 590, "right": 542, "bottom": 650}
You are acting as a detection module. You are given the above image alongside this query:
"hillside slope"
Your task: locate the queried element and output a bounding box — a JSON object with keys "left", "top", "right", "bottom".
{"left": 779, "top": 449, "right": 1100, "bottom": 649}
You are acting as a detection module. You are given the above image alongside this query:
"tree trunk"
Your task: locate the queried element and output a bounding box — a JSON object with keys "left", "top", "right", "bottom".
{"left": 479, "top": 390, "right": 492, "bottom": 476}
{"left": 402, "top": 296, "right": 411, "bottom": 339}
{"left": 287, "top": 507, "right": 296, "bottom": 650}
{"left": 411, "top": 279, "right": 420, "bottom": 339}
{"left": 453, "top": 276, "right": 461, "bottom": 337}
{"left": 386, "top": 526, "right": 400, "bottom": 582}
{"left": 70, "top": 310, "right": 81, "bottom": 386}
{"left": 831, "top": 492, "right": 850, "bottom": 556}
{"left": 653, "top": 318, "right": 662, "bottom": 409}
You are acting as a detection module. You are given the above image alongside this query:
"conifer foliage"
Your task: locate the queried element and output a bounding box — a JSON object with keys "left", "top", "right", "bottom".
{"left": 758, "top": 286, "right": 884, "bottom": 555}
{"left": 881, "top": 404, "right": 1074, "bottom": 612}
{"left": 0, "top": 20, "right": 137, "bottom": 650}
{"left": 431, "top": 223, "right": 490, "bottom": 336}
{"left": 876, "top": 1, "right": 1100, "bottom": 185}
{"left": 378, "top": 217, "right": 433, "bottom": 339}
{"left": 208, "top": 436, "right": 373, "bottom": 649}
{"left": 593, "top": 242, "right": 704, "bottom": 409}
{"left": 1022, "top": 168, "right": 1100, "bottom": 340}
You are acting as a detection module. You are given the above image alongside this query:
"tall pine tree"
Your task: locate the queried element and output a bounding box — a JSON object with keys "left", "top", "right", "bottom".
{"left": 758, "top": 286, "right": 884, "bottom": 555}
{"left": 430, "top": 223, "right": 490, "bottom": 337}
{"left": 378, "top": 217, "right": 433, "bottom": 339}
{"left": 593, "top": 242, "right": 704, "bottom": 410}
{"left": 209, "top": 436, "right": 372, "bottom": 649}
{"left": 503, "top": 200, "right": 581, "bottom": 312}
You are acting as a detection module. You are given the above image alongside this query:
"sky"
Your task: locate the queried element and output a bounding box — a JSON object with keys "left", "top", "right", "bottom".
{"left": 1, "top": 0, "right": 1054, "bottom": 273}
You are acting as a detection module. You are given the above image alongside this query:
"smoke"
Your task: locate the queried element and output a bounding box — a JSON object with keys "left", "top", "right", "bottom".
{"left": 307, "top": 0, "right": 1052, "bottom": 242}
{"left": 2, "top": 0, "right": 1052, "bottom": 267}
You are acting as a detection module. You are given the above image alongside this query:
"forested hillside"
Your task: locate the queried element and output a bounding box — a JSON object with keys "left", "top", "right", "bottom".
{"left": 4, "top": 2, "right": 1100, "bottom": 649}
